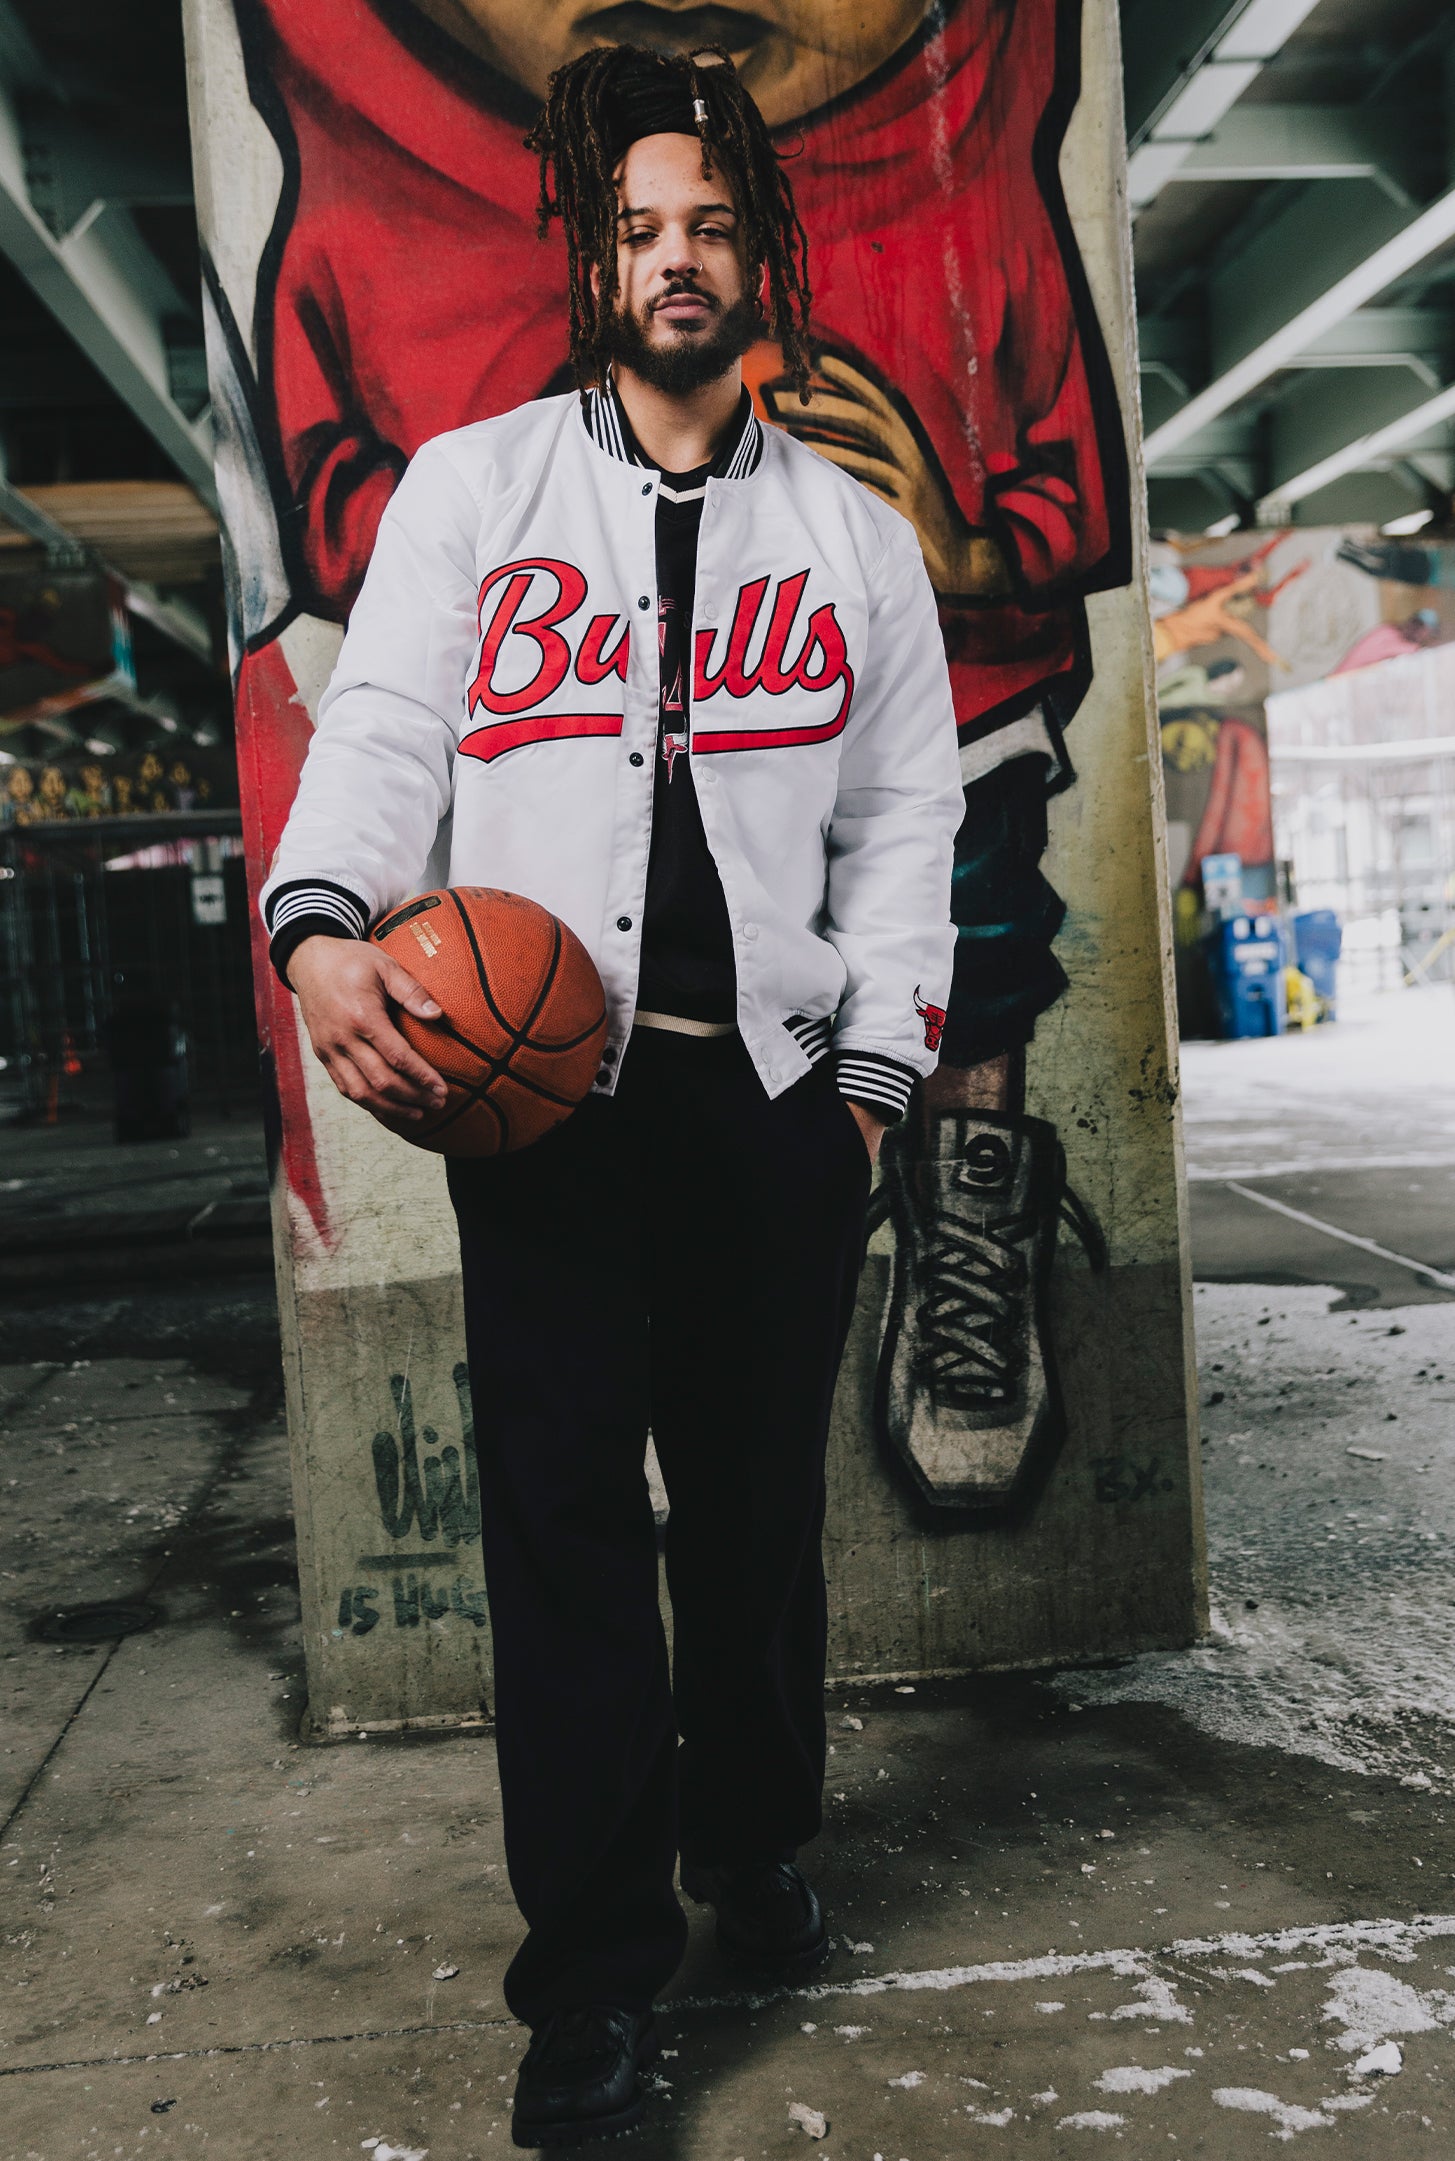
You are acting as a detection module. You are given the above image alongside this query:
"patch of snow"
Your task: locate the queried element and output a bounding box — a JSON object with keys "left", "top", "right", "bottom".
{"left": 1213, "top": 2088, "right": 1330, "bottom": 2138}
{"left": 1109, "top": 1976, "right": 1190, "bottom": 2024}
{"left": 1095, "top": 2066, "right": 1192, "bottom": 2095}
{"left": 1351, "top": 2039, "right": 1403, "bottom": 2077}
{"left": 431, "top": 1963, "right": 458, "bottom": 1981}
{"left": 1321, "top": 1964, "right": 1455, "bottom": 2052}
{"left": 1035, "top": 2001, "right": 1066, "bottom": 2013}
{"left": 1056, "top": 2111, "right": 1125, "bottom": 2130}
{"left": 787, "top": 2102, "right": 828, "bottom": 2139}
{"left": 1044, "top": 1281, "right": 1455, "bottom": 1789}
{"left": 887, "top": 2071, "right": 925, "bottom": 2088}
{"left": 966, "top": 2105, "right": 1014, "bottom": 2125}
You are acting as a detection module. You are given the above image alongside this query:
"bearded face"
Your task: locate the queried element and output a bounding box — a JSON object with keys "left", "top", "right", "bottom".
{"left": 594, "top": 134, "right": 762, "bottom": 397}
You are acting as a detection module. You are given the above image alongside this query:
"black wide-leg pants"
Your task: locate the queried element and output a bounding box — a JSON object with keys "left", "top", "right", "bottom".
{"left": 446, "top": 1028, "right": 871, "bottom": 2028}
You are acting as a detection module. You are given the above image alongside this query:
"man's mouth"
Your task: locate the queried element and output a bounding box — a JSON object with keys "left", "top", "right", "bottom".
{"left": 653, "top": 287, "right": 716, "bottom": 325}
{"left": 579, "top": 2, "right": 775, "bottom": 60}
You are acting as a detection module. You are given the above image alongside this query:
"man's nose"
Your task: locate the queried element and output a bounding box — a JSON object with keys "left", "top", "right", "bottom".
{"left": 658, "top": 232, "right": 702, "bottom": 278}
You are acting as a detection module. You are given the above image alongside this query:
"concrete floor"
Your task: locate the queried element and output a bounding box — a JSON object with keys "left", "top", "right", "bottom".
{"left": 4, "top": 991, "right": 1455, "bottom": 2157}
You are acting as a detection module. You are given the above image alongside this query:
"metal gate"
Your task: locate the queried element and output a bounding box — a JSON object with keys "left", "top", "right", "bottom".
{"left": 0, "top": 811, "right": 258, "bottom": 1124}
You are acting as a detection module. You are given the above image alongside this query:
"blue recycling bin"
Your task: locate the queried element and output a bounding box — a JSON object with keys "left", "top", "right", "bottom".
{"left": 1292, "top": 909, "right": 1341, "bottom": 1017}
{"left": 1204, "top": 914, "right": 1287, "bottom": 1039}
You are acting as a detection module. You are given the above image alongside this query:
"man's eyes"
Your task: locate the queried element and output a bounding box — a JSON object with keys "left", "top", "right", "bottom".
{"left": 620, "top": 224, "right": 735, "bottom": 246}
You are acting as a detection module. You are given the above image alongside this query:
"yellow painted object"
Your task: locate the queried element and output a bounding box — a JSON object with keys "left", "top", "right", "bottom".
{"left": 1285, "top": 965, "right": 1320, "bottom": 1031}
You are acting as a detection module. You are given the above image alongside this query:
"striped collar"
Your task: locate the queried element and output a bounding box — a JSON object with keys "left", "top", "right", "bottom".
{"left": 583, "top": 374, "right": 763, "bottom": 489}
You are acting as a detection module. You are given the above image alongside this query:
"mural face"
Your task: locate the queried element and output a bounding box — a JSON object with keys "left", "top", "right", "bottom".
{"left": 219, "top": 0, "right": 1130, "bottom": 1519}
{"left": 404, "top": 0, "right": 933, "bottom": 121}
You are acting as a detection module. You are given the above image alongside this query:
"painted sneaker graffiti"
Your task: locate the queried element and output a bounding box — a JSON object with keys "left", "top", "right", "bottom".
{"left": 874, "top": 1110, "right": 1101, "bottom": 1512}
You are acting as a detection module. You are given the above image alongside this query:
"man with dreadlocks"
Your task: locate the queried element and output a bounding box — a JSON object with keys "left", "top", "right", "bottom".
{"left": 262, "top": 43, "right": 962, "bottom": 2145}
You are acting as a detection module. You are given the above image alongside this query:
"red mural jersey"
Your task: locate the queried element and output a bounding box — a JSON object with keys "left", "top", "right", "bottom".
{"left": 253, "top": 0, "right": 1119, "bottom": 739}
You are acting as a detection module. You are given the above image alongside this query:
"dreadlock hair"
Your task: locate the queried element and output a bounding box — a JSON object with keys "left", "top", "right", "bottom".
{"left": 526, "top": 44, "right": 812, "bottom": 405}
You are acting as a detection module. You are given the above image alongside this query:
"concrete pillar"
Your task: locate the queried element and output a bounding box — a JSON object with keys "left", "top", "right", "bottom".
{"left": 182, "top": 0, "right": 1201, "bottom": 1735}
{"left": 823, "top": 5, "right": 1205, "bottom": 1676}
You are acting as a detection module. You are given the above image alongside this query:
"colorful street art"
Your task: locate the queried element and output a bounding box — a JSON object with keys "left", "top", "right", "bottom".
{"left": 181, "top": 0, "right": 1207, "bottom": 1726}
{"left": 205, "top": 0, "right": 1134, "bottom": 1522}
{"left": 1156, "top": 530, "right": 1455, "bottom": 890}
{"left": 1155, "top": 525, "right": 1455, "bottom": 1025}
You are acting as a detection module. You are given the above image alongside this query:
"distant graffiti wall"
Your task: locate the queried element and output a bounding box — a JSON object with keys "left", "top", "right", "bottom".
{"left": 1155, "top": 526, "right": 1455, "bottom": 907}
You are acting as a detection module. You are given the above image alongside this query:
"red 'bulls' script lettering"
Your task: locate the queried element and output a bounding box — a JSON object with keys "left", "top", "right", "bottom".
{"left": 469, "top": 558, "right": 590, "bottom": 716}
{"left": 692, "top": 571, "right": 854, "bottom": 751}
{"left": 460, "top": 557, "right": 628, "bottom": 764}
{"left": 459, "top": 559, "right": 853, "bottom": 764}
{"left": 575, "top": 613, "right": 630, "bottom": 685}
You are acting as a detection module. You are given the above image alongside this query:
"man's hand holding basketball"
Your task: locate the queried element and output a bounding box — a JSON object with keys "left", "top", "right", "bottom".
{"left": 287, "top": 936, "right": 448, "bottom": 1122}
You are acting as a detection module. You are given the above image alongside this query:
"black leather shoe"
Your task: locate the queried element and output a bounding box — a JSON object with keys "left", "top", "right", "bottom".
{"left": 680, "top": 1858, "right": 830, "bottom": 1977}
{"left": 511, "top": 2004, "right": 660, "bottom": 2148}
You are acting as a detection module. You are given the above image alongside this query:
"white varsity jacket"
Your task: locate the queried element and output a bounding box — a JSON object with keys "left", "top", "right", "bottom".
{"left": 261, "top": 387, "right": 964, "bottom": 1117}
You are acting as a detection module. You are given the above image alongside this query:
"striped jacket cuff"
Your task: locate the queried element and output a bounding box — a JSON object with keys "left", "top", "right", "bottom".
{"left": 784, "top": 1012, "right": 834, "bottom": 1066}
{"left": 265, "top": 879, "right": 369, "bottom": 989}
{"left": 834, "top": 1050, "right": 917, "bottom": 1124}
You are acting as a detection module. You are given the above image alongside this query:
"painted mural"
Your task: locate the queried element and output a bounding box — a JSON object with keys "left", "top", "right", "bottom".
{"left": 1154, "top": 525, "right": 1455, "bottom": 1012}
{"left": 205, "top": 0, "right": 1132, "bottom": 1524}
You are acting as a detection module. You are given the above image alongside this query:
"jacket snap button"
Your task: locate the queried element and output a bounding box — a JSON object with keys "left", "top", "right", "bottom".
{"left": 597, "top": 1067, "right": 611, "bottom": 1086}
{"left": 629, "top": 751, "right": 644, "bottom": 767}
{"left": 641, "top": 482, "right": 652, "bottom": 495}
{"left": 616, "top": 915, "right": 633, "bottom": 932}
{"left": 637, "top": 595, "right": 651, "bottom": 609}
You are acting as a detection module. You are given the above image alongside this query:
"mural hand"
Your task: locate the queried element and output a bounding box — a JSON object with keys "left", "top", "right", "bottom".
{"left": 762, "top": 355, "right": 1008, "bottom": 600}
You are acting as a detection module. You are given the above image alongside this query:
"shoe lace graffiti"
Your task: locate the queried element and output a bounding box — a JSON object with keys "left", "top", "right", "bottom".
{"left": 915, "top": 1132, "right": 1037, "bottom": 1412}
{"left": 334, "top": 1363, "right": 488, "bottom": 1635}
{"left": 875, "top": 1112, "right": 1109, "bottom": 1518}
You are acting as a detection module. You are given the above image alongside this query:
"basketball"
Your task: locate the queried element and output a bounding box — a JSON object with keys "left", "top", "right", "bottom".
{"left": 370, "top": 887, "right": 608, "bottom": 1156}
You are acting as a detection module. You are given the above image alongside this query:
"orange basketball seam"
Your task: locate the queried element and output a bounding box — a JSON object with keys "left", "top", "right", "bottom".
{"left": 449, "top": 887, "right": 558, "bottom": 1049}
{"left": 415, "top": 1082, "right": 509, "bottom": 1149}
{"left": 449, "top": 890, "right": 596, "bottom": 1108}
{"left": 426, "top": 1019, "right": 586, "bottom": 1112}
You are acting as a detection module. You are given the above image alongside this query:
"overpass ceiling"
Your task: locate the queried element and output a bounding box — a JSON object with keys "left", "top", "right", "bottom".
{"left": 0, "top": 0, "right": 212, "bottom": 505}
{"left": 1129, "top": 0, "right": 1455, "bottom": 534}
{"left": 1, "top": 0, "right": 1450, "bottom": 550}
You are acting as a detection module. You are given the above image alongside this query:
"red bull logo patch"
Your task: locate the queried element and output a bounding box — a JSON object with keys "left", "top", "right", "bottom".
{"left": 913, "top": 985, "right": 947, "bottom": 1052}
